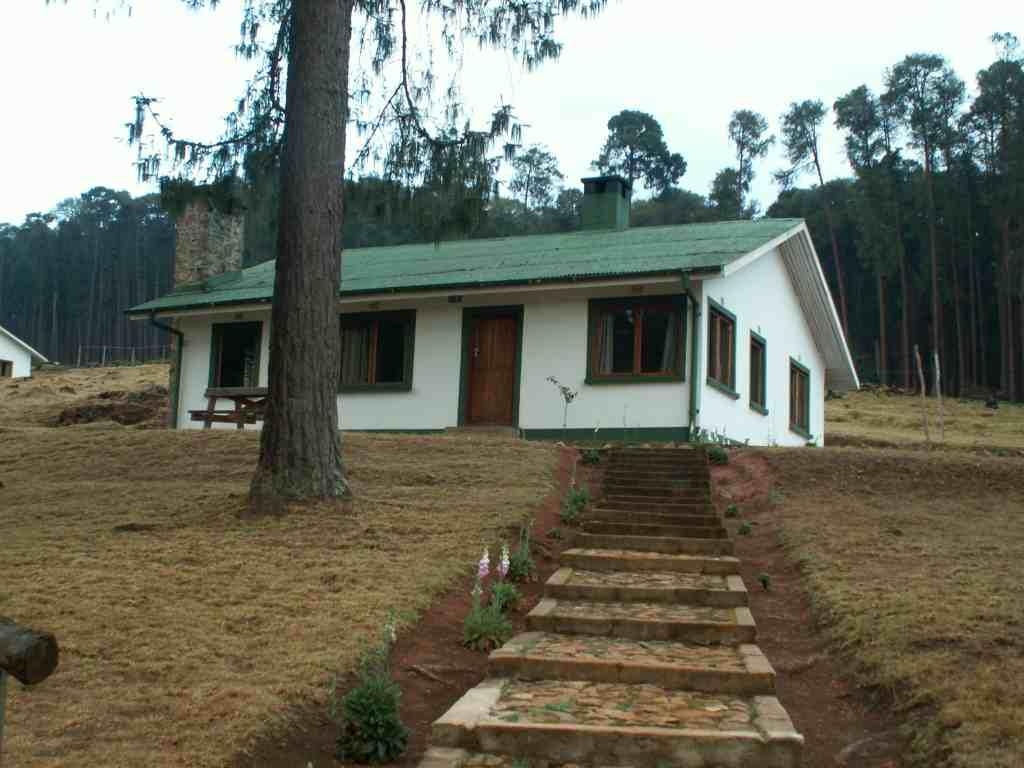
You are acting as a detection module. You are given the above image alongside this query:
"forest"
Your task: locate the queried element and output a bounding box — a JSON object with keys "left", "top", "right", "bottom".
{"left": 0, "top": 35, "right": 1021, "bottom": 399}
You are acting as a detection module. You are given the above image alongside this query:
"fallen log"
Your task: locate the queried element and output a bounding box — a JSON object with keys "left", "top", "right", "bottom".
{"left": 0, "top": 618, "right": 59, "bottom": 685}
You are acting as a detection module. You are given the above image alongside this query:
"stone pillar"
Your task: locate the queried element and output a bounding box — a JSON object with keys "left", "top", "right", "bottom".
{"left": 173, "top": 199, "right": 245, "bottom": 287}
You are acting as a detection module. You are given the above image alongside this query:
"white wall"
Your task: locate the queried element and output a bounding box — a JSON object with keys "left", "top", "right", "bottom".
{"left": 519, "top": 295, "right": 690, "bottom": 434}
{"left": 697, "top": 247, "right": 826, "bottom": 446}
{"left": 171, "top": 284, "right": 692, "bottom": 434}
{"left": 0, "top": 333, "right": 34, "bottom": 378}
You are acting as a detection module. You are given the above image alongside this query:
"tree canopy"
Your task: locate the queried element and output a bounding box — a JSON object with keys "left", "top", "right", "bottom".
{"left": 593, "top": 110, "right": 686, "bottom": 195}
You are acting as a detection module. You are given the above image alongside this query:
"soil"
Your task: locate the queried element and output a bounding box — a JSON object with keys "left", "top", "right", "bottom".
{"left": 234, "top": 445, "right": 599, "bottom": 768}
{"left": 53, "top": 384, "right": 169, "bottom": 427}
{"left": 713, "top": 450, "right": 907, "bottom": 768}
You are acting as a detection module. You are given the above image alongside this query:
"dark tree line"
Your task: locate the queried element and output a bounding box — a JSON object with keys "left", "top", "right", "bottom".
{"left": 0, "top": 188, "right": 175, "bottom": 365}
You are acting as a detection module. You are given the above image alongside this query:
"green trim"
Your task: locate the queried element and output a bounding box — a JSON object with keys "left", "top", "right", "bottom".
{"left": 208, "top": 321, "right": 262, "bottom": 388}
{"left": 706, "top": 298, "right": 737, "bottom": 392}
{"left": 338, "top": 309, "right": 416, "bottom": 393}
{"left": 457, "top": 305, "right": 524, "bottom": 427}
{"left": 686, "top": 289, "right": 701, "bottom": 431}
{"left": 789, "top": 357, "right": 811, "bottom": 436}
{"left": 706, "top": 377, "right": 740, "bottom": 400}
{"left": 522, "top": 426, "right": 690, "bottom": 442}
{"left": 585, "top": 294, "right": 687, "bottom": 383}
{"left": 749, "top": 331, "right": 767, "bottom": 414}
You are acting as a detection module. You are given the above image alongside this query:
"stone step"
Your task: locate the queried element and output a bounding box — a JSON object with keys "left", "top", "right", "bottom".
{"left": 606, "top": 459, "right": 706, "bottom": 472}
{"left": 544, "top": 567, "right": 747, "bottom": 606}
{"left": 589, "top": 508, "right": 722, "bottom": 527}
{"left": 602, "top": 469, "right": 708, "bottom": 482}
{"left": 526, "top": 598, "right": 756, "bottom": 643}
{"left": 601, "top": 485, "right": 712, "bottom": 500}
{"left": 562, "top": 547, "right": 740, "bottom": 575}
{"left": 490, "top": 632, "right": 775, "bottom": 694}
{"left": 582, "top": 520, "right": 729, "bottom": 539}
{"left": 573, "top": 531, "right": 735, "bottom": 556}
{"left": 596, "top": 498, "right": 714, "bottom": 514}
{"left": 431, "top": 678, "right": 801, "bottom": 767}
{"left": 603, "top": 491, "right": 711, "bottom": 505}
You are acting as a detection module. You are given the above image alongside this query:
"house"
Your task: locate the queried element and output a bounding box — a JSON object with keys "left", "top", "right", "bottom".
{"left": 128, "top": 176, "right": 858, "bottom": 445}
{"left": 0, "top": 325, "right": 47, "bottom": 379}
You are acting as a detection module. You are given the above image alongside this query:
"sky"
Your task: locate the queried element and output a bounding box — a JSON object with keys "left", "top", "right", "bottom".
{"left": 0, "top": 0, "right": 1020, "bottom": 225}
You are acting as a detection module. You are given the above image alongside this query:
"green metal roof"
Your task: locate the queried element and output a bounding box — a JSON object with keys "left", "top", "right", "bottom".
{"left": 130, "top": 218, "right": 804, "bottom": 315}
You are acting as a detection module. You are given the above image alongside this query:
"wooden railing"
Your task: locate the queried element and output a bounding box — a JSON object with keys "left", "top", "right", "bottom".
{"left": 0, "top": 618, "right": 59, "bottom": 765}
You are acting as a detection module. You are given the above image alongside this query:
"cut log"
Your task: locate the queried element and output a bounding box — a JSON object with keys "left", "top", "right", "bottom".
{"left": 0, "top": 618, "right": 59, "bottom": 685}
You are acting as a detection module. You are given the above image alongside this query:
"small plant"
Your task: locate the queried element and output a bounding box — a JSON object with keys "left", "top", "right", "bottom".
{"left": 768, "top": 487, "right": 784, "bottom": 506}
{"left": 738, "top": 521, "right": 752, "bottom": 536}
{"left": 546, "top": 526, "right": 563, "bottom": 540}
{"left": 707, "top": 444, "right": 729, "bottom": 465}
{"left": 333, "top": 616, "right": 409, "bottom": 763}
{"left": 547, "top": 376, "right": 579, "bottom": 440}
{"left": 507, "top": 522, "right": 536, "bottom": 583}
{"left": 580, "top": 448, "right": 601, "bottom": 465}
{"left": 724, "top": 503, "right": 740, "bottom": 519}
{"left": 758, "top": 573, "right": 772, "bottom": 591}
{"left": 490, "top": 580, "right": 521, "bottom": 613}
{"left": 561, "top": 484, "right": 590, "bottom": 525}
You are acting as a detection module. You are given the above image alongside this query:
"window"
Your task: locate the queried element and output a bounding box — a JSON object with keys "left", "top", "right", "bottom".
{"left": 707, "top": 302, "right": 736, "bottom": 394}
{"left": 749, "top": 333, "right": 767, "bottom": 414}
{"left": 789, "top": 360, "right": 811, "bottom": 436}
{"left": 0, "top": 360, "right": 12, "bottom": 378}
{"left": 587, "top": 297, "right": 685, "bottom": 382}
{"left": 209, "top": 322, "right": 262, "bottom": 388}
{"left": 340, "top": 310, "right": 415, "bottom": 390}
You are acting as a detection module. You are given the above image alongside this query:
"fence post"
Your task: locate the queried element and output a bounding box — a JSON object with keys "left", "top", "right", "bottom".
{"left": 0, "top": 670, "right": 6, "bottom": 765}
{"left": 131, "top": 347, "right": 136, "bottom": 365}
{"left": 76, "top": 345, "right": 82, "bottom": 368}
{"left": 101, "top": 346, "right": 107, "bottom": 367}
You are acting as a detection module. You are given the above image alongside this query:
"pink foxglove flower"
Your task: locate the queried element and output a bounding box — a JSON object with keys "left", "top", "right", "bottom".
{"left": 499, "top": 543, "right": 511, "bottom": 579}
{"left": 477, "top": 548, "right": 490, "bottom": 580}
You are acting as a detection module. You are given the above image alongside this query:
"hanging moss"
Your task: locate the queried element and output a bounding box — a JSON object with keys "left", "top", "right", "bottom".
{"left": 159, "top": 176, "right": 247, "bottom": 219}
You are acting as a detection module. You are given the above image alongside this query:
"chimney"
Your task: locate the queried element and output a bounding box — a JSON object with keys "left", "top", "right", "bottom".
{"left": 173, "top": 197, "right": 245, "bottom": 287}
{"left": 580, "top": 175, "right": 631, "bottom": 231}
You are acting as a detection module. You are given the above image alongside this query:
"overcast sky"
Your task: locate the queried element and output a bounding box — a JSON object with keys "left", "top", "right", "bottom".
{"left": 1, "top": 0, "right": 1019, "bottom": 225}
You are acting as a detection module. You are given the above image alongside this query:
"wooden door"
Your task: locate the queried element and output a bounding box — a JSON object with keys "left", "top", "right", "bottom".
{"left": 467, "top": 314, "right": 519, "bottom": 425}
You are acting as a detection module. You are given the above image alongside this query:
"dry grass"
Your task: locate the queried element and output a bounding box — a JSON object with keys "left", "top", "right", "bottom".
{"left": 0, "top": 424, "right": 557, "bottom": 767}
{"left": 0, "top": 363, "right": 170, "bottom": 426}
{"left": 827, "top": 388, "right": 1024, "bottom": 453}
{"left": 757, "top": 446, "right": 1024, "bottom": 767}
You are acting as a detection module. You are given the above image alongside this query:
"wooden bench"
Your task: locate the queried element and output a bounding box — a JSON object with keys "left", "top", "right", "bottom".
{"left": 189, "top": 387, "right": 269, "bottom": 430}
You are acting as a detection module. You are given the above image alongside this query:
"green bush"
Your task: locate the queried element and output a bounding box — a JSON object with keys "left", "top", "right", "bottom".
{"left": 333, "top": 619, "right": 408, "bottom": 763}
{"left": 490, "top": 581, "right": 521, "bottom": 613}
{"left": 580, "top": 448, "right": 601, "bottom": 465}
{"left": 758, "top": 573, "right": 771, "bottom": 591}
{"left": 335, "top": 675, "right": 409, "bottom": 763}
{"left": 507, "top": 523, "right": 536, "bottom": 583}
{"left": 738, "top": 521, "right": 752, "bottom": 536}
{"left": 707, "top": 444, "right": 729, "bottom": 465}
{"left": 561, "top": 484, "right": 589, "bottom": 525}
{"left": 724, "top": 503, "right": 739, "bottom": 518}
{"left": 463, "top": 603, "right": 513, "bottom": 651}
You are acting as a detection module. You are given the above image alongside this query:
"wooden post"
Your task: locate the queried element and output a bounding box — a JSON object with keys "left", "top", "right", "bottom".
{"left": 914, "top": 345, "right": 931, "bottom": 447}
{"left": 76, "top": 344, "right": 82, "bottom": 368}
{"left": 0, "top": 669, "right": 6, "bottom": 765}
{"left": 934, "top": 351, "right": 944, "bottom": 443}
{"left": 101, "top": 346, "right": 107, "bottom": 367}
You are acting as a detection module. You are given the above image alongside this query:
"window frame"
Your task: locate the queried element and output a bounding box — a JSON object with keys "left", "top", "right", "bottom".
{"left": 706, "top": 299, "right": 738, "bottom": 399}
{"left": 789, "top": 358, "right": 812, "bottom": 438}
{"left": 208, "top": 321, "right": 263, "bottom": 389}
{"left": 585, "top": 295, "right": 687, "bottom": 385}
{"left": 749, "top": 331, "right": 768, "bottom": 415}
{"left": 338, "top": 309, "right": 416, "bottom": 393}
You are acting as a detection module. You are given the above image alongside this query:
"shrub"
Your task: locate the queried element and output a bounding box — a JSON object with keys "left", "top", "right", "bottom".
{"left": 738, "top": 521, "right": 752, "bottom": 536}
{"left": 464, "top": 602, "right": 513, "bottom": 651}
{"left": 490, "top": 581, "right": 521, "bottom": 613}
{"left": 561, "top": 484, "right": 589, "bottom": 525}
{"left": 580, "top": 448, "right": 601, "bottom": 465}
{"left": 507, "top": 523, "right": 536, "bottom": 583}
{"left": 334, "top": 618, "right": 408, "bottom": 763}
{"left": 707, "top": 444, "right": 729, "bottom": 465}
{"left": 724, "top": 503, "right": 739, "bottom": 519}
{"left": 758, "top": 573, "right": 771, "bottom": 591}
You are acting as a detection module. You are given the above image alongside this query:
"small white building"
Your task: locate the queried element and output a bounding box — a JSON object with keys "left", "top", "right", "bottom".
{"left": 0, "top": 325, "right": 47, "bottom": 379}
{"left": 130, "top": 177, "right": 858, "bottom": 446}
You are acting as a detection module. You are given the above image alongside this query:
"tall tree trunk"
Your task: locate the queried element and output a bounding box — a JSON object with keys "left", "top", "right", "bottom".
{"left": 249, "top": 0, "right": 355, "bottom": 516}
{"left": 949, "top": 238, "right": 965, "bottom": 397}
{"left": 877, "top": 270, "right": 887, "bottom": 386}
{"left": 967, "top": 203, "right": 979, "bottom": 388}
{"left": 924, "top": 156, "right": 941, "bottom": 392}
{"left": 1001, "top": 218, "right": 1015, "bottom": 398}
{"left": 815, "top": 165, "right": 848, "bottom": 335}
{"left": 898, "top": 239, "right": 912, "bottom": 390}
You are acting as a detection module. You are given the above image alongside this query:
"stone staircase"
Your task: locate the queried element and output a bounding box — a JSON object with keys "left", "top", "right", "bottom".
{"left": 420, "top": 447, "right": 804, "bottom": 768}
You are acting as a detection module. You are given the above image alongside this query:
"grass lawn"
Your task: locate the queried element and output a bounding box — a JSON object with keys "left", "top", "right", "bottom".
{"left": 754, "top": 446, "right": 1024, "bottom": 767}
{"left": 0, "top": 425, "right": 557, "bottom": 767}
{"left": 827, "top": 388, "right": 1024, "bottom": 453}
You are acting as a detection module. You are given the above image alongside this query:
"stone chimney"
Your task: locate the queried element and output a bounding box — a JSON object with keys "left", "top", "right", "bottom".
{"left": 580, "top": 175, "right": 631, "bottom": 231}
{"left": 173, "top": 198, "right": 245, "bottom": 286}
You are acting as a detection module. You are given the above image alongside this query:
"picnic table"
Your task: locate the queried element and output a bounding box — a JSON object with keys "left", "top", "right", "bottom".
{"left": 190, "top": 386, "right": 269, "bottom": 429}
